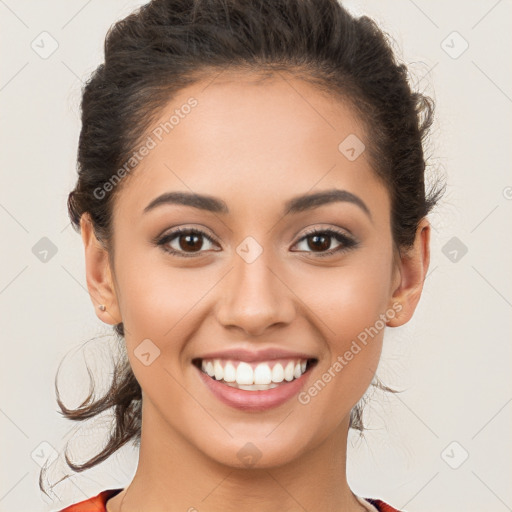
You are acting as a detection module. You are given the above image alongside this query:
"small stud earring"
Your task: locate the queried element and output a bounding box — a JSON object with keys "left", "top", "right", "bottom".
{"left": 98, "top": 304, "right": 106, "bottom": 311}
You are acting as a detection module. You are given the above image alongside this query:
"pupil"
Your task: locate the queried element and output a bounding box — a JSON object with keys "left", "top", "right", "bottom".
{"left": 181, "top": 233, "right": 202, "bottom": 251}
{"left": 309, "top": 234, "right": 329, "bottom": 251}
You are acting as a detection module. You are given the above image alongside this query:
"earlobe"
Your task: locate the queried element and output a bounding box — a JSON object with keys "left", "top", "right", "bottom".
{"left": 80, "top": 213, "right": 122, "bottom": 325}
{"left": 386, "top": 218, "right": 431, "bottom": 327}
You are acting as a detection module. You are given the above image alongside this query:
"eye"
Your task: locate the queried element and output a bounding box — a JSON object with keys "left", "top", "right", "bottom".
{"left": 156, "top": 227, "right": 220, "bottom": 257}
{"left": 292, "top": 227, "right": 357, "bottom": 257}
{"left": 155, "top": 226, "right": 357, "bottom": 258}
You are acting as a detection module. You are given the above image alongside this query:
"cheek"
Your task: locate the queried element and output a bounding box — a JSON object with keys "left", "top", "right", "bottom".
{"left": 114, "top": 252, "right": 207, "bottom": 416}
{"left": 114, "top": 246, "right": 215, "bottom": 340}
{"left": 296, "top": 251, "right": 393, "bottom": 347}
{"left": 292, "top": 247, "right": 393, "bottom": 400}
{"left": 113, "top": 251, "right": 226, "bottom": 399}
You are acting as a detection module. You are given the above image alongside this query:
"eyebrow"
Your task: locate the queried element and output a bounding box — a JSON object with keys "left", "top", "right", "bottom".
{"left": 143, "top": 188, "right": 372, "bottom": 220}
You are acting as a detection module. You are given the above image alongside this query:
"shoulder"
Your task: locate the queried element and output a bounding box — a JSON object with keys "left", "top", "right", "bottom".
{"left": 56, "top": 489, "right": 401, "bottom": 512}
{"left": 363, "top": 497, "right": 405, "bottom": 512}
{"left": 57, "top": 488, "right": 123, "bottom": 512}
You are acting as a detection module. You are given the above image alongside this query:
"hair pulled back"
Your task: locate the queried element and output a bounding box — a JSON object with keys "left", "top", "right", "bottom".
{"left": 42, "top": 0, "right": 443, "bottom": 494}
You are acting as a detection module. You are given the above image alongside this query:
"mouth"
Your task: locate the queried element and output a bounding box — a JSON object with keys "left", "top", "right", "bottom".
{"left": 192, "top": 356, "right": 318, "bottom": 410}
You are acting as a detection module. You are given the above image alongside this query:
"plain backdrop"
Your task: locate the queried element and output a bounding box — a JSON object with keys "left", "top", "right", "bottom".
{"left": 1, "top": 1, "right": 511, "bottom": 511}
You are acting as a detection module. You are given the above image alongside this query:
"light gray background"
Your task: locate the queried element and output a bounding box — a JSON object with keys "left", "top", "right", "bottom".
{"left": 1, "top": 1, "right": 511, "bottom": 511}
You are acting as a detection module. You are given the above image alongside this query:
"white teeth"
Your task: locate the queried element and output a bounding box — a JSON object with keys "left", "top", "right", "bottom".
{"left": 214, "top": 360, "right": 224, "bottom": 380}
{"left": 237, "top": 383, "right": 279, "bottom": 390}
{"left": 204, "top": 360, "right": 215, "bottom": 377}
{"left": 199, "top": 358, "right": 312, "bottom": 387}
{"left": 223, "top": 362, "right": 236, "bottom": 382}
{"left": 271, "top": 363, "right": 284, "bottom": 383}
{"left": 284, "top": 361, "right": 295, "bottom": 381}
{"left": 236, "top": 362, "right": 254, "bottom": 385}
{"left": 254, "top": 363, "right": 272, "bottom": 385}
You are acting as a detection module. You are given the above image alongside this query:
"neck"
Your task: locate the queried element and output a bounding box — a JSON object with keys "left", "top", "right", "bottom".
{"left": 110, "top": 401, "right": 365, "bottom": 512}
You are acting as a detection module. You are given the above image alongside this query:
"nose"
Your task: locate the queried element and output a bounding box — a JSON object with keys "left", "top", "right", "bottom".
{"left": 215, "top": 250, "right": 296, "bottom": 337}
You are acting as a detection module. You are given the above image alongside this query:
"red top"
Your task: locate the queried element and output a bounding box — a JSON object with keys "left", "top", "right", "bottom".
{"left": 58, "top": 488, "right": 404, "bottom": 511}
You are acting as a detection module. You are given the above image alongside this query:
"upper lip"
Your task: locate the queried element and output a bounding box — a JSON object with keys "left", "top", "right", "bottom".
{"left": 193, "top": 347, "right": 317, "bottom": 363}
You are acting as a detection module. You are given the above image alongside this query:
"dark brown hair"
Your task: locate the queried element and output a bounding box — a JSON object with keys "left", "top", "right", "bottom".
{"left": 41, "top": 0, "right": 443, "bottom": 495}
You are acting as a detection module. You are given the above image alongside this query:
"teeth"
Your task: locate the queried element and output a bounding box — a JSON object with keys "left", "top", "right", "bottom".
{"left": 230, "top": 383, "right": 280, "bottom": 390}
{"left": 214, "top": 360, "right": 224, "bottom": 380}
{"left": 254, "top": 363, "right": 272, "bottom": 385}
{"left": 199, "top": 358, "right": 311, "bottom": 387}
{"left": 284, "top": 361, "right": 295, "bottom": 381}
{"left": 204, "top": 360, "right": 215, "bottom": 377}
{"left": 223, "top": 362, "right": 236, "bottom": 382}
{"left": 236, "top": 362, "right": 254, "bottom": 385}
{"left": 271, "top": 363, "right": 284, "bottom": 383}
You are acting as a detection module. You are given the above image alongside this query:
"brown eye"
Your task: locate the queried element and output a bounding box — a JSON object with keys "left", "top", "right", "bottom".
{"left": 157, "top": 228, "right": 219, "bottom": 257}
{"left": 306, "top": 233, "right": 331, "bottom": 252}
{"left": 293, "top": 228, "right": 357, "bottom": 257}
{"left": 177, "top": 232, "right": 203, "bottom": 252}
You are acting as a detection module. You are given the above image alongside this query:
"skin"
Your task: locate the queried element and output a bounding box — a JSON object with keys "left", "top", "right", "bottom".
{"left": 81, "top": 71, "right": 430, "bottom": 512}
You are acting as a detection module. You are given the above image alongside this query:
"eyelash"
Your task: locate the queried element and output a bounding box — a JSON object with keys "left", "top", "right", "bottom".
{"left": 298, "top": 227, "right": 357, "bottom": 257}
{"left": 155, "top": 226, "right": 358, "bottom": 258}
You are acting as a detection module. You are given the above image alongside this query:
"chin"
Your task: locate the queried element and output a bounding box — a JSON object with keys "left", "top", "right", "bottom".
{"left": 192, "top": 426, "right": 317, "bottom": 471}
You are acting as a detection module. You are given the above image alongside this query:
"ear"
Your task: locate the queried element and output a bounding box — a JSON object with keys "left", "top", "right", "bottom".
{"left": 386, "top": 217, "right": 431, "bottom": 327}
{"left": 80, "top": 213, "right": 122, "bottom": 325}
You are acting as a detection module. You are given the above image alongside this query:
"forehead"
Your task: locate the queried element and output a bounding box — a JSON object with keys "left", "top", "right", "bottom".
{"left": 112, "top": 71, "right": 389, "bottom": 222}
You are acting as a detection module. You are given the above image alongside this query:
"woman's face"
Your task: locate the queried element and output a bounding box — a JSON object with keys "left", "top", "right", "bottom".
{"left": 85, "top": 72, "right": 423, "bottom": 468}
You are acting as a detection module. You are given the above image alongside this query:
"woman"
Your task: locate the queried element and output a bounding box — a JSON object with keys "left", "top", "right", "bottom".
{"left": 46, "top": 0, "right": 442, "bottom": 510}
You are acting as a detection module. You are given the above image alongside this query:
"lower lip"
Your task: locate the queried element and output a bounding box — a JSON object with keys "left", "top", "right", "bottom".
{"left": 195, "top": 365, "right": 313, "bottom": 411}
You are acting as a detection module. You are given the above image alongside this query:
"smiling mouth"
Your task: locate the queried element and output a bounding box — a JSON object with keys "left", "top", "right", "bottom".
{"left": 192, "top": 357, "right": 318, "bottom": 391}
